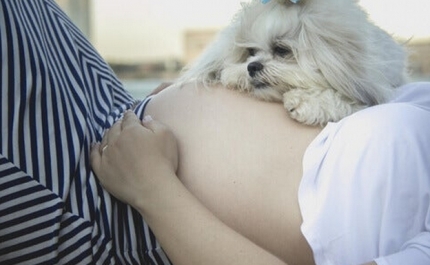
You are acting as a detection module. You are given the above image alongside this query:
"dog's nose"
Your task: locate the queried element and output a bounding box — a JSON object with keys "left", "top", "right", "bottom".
{"left": 247, "top": 62, "right": 263, "bottom": 77}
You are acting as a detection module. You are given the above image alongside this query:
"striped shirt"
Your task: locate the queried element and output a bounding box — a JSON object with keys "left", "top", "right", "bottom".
{"left": 0, "top": 0, "right": 170, "bottom": 264}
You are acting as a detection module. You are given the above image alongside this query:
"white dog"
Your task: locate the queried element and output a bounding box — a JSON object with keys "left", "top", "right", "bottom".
{"left": 178, "top": 0, "right": 408, "bottom": 126}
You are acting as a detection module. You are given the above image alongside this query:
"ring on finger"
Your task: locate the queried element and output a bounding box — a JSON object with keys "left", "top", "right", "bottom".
{"left": 101, "top": 144, "right": 109, "bottom": 153}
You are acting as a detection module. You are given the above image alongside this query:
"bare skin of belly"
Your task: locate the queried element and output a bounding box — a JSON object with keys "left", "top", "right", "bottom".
{"left": 145, "top": 84, "right": 322, "bottom": 265}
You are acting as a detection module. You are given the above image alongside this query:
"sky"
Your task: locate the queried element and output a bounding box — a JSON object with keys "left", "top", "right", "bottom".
{"left": 91, "top": 0, "right": 430, "bottom": 63}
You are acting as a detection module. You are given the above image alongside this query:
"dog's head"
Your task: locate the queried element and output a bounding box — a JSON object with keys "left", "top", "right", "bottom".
{"left": 182, "top": 0, "right": 407, "bottom": 105}
{"left": 220, "top": 0, "right": 308, "bottom": 101}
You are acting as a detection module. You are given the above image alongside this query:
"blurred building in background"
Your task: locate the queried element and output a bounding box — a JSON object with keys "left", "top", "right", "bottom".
{"left": 53, "top": 1, "right": 430, "bottom": 82}
{"left": 408, "top": 40, "right": 430, "bottom": 79}
{"left": 183, "top": 29, "right": 219, "bottom": 65}
{"left": 109, "top": 29, "right": 220, "bottom": 79}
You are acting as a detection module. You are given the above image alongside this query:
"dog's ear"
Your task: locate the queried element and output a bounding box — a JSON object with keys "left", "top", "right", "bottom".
{"left": 297, "top": 2, "right": 406, "bottom": 106}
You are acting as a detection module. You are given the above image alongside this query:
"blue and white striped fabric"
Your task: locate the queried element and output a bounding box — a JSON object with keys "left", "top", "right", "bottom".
{"left": 0, "top": 0, "right": 170, "bottom": 264}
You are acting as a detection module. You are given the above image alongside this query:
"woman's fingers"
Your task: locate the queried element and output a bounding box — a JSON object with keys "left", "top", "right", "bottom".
{"left": 98, "top": 112, "right": 142, "bottom": 154}
{"left": 107, "top": 119, "right": 123, "bottom": 143}
{"left": 122, "top": 110, "right": 141, "bottom": 129}
{"left": 90, "top": 143, "right": 102, "bottom": 175}
{"left": 141, "top": 115, "right": 169, "bottom": 133}
{"left": 99, "top": 129, "right": 109, "bottom": 153}
{"left": 89, "top": 110, "right": 179, "bottom": 206}
{"left": 91, "top": 111, "right": 172, "bottom": 176}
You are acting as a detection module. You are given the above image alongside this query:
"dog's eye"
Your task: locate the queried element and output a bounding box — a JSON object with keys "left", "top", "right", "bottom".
{"left": 247, "top": 48, "right": 257, "bottom": 57}
{"left": 273, "top": 46, "right": 292, "bottom": 57}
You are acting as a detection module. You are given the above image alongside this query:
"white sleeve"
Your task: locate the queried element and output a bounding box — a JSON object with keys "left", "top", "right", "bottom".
{"left": 300, "top": 83, "right": 430, "bottom": 265}
{"left": 374, "top": 83, "right": 430, "bottom": 265}
{"left": 375, "top": 233, "right": 430, "bottom": 265}
{"left": 373, "top": 119, "right": 430, "bottom": 265}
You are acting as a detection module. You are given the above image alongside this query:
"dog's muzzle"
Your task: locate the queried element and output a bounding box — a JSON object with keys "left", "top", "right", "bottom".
{"left": 247, "top": 61, "right": 264, "bottom": 77}
{"left": 248, "top": 61, "right": 268, "bottom": 89}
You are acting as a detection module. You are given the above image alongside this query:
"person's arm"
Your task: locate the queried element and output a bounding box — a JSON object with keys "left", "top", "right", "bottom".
{"left": 90, "top": 111, "right": 287, "bottom": 265}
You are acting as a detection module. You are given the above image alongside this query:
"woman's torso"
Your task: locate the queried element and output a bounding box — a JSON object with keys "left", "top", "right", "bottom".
{"left": 145, "top": 84, "right": 322, "bottom": 265}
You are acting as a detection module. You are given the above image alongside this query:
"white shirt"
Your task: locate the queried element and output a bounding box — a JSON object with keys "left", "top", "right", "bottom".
{"left": 299, "top": 82, "right": 430, "bottom": 265}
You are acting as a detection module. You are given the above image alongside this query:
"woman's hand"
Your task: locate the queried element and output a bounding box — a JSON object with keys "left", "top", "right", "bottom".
{"left": 90, "top": 111, "right": 178, "bottom": 207}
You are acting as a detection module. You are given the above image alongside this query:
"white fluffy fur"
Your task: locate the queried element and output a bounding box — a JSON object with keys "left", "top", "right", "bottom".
{"left": 178, "top": 0, "right": 408, "bottom": 125}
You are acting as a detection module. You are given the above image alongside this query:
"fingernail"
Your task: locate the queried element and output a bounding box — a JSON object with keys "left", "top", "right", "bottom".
{"left": 142, "top": 115, "right": 153, "bottom": 123}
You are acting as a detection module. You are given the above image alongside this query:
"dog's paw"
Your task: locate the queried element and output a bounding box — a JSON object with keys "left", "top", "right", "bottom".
{"left": 283, "top": 89, "right": 326, "bottom": 126}
{"left": 283, "top": 89, "right": 360, "bottom": 126}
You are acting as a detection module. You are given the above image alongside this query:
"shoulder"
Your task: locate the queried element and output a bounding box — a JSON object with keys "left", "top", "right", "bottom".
{"left": 314, "top": 82, "right": 430, "bottom": 186}
{"left": 303, "top": 82, "right": 430, "bottom": 184}
{"left": 333, "top": 82, "right": 430, "bottom": 148}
